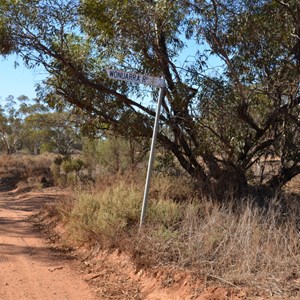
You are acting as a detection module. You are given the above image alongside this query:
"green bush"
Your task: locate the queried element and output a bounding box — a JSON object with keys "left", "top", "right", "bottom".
{"left": 51, "top": 156, "right": 86, "bottom": 187}
{"left": 60, "top": 176, "right": 187, "bottom": 244}
{"left": 65, "top": 181, "right": 142, "bottom": 242}
{"left": 61, "top": 158, "right": 84, "bottom": 174}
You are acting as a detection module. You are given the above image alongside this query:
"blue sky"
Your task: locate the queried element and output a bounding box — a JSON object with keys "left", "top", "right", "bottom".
{"left": 0, "top": 55, "right": 46, "bottom": 105}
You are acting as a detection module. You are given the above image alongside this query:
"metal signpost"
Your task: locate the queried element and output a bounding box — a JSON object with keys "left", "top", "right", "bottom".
{"left": 106, "top": 69, "right": 165, "bottom": 227}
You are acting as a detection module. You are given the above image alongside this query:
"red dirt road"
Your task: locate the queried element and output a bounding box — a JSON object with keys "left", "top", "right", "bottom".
{"left": 0, "top": 188, "right": 98, "bottom": 300}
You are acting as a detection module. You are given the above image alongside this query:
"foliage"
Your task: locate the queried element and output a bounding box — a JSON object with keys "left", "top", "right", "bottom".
{"left": 96, "top": 133, "right": 147, "bottom": 174}
{"left": 20, "top": 101, "right": 51, "bottom": 154}
{"left": 0, "top": 96, "right": 83, "bottom": 155}
{"left": 63, "top": 180, "right": 142, "bottom": 241}
{"left": 54, "top": 173, "right": 300, "bottom": 297}
{"left": 28, "top": 111, "right": 82, "bottom": 155}
{"left": 0, "top": 0, "right": 299, "bottom": 196}
{"left": 52, "top": 155, "right": 86, "bottom": 186}
{"left": 81, "top": 137, "right": 98, "bottom": 177}
{"left": 0, "top": 95, "right": 25, "bottom": 154}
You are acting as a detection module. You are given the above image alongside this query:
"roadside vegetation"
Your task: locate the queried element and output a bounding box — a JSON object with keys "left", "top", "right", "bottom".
{"left": 0, "top": 0, "right": 299, "bottom": 298}
{"left": 0, "top": 153, "right": 54, "bottom": 190}
{"left": 51, "top": 171, "right": 299, "bottom": 298}
{"left": 0, "top": 145, "right": 298, "bottom": 297}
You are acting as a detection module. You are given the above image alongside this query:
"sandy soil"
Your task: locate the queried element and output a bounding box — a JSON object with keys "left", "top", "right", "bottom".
{"left": 0, "top": 187, "right": 99, "bottom": 300}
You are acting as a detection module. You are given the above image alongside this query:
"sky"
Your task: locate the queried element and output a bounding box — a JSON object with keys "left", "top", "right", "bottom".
{"left": 0, "top": 55, "right": 46, "bottom": 105}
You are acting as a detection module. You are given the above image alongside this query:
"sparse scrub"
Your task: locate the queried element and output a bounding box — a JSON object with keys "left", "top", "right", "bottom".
{"left": 0, "top": 154, "right": 54, "bottom": 189}
{"left": 60, "top": 180, "right": 142, "bottom": 243}
{"left": 51, "top": 156, "right": 86, "bottom": 187}
{"left": 55, "top": 173, "right": 300, "bottom": 297}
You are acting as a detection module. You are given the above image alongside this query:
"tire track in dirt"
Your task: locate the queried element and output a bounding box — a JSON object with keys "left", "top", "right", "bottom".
{"left": 0, "top": 188, "right": 99, "bottom": 300}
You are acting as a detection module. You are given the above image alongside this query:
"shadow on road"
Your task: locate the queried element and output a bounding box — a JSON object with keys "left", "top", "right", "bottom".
{"left": 0, "top": 185, "right": 73, "bottom": 267}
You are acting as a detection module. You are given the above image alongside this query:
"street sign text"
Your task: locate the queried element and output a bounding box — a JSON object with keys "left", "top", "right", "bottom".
{"left": 106, "top": 69, "right": 165, "bottom": 88}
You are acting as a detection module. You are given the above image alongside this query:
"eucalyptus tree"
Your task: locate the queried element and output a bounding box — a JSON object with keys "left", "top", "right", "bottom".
{"left": 40, "top": 111, "right": 82, "bottom": 155}
{"left": 22, "top": 110, "right": 82, "bottom": 155}
{"left": 0, "top": 96, "right": 24, "bottom": 154}
{"left": 0, "top": 0, "right": 299, "bottom": 196}
{"left": 197, "top": 0, "right": 300, "bottom": 189}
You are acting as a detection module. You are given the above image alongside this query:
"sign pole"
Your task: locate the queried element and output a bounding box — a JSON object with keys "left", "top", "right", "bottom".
{"left": 139, "top": 86, "right": 165, "bottom": 227}
{"left": 106, "top": 68, "right": 165, "bottom": 227}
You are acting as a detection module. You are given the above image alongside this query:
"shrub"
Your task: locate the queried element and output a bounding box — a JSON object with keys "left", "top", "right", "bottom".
{"left": 54, "top": 173, "right": 300, "bottom": 297}
{"left": 0, "top": 154, "right": 54, "bottom": 189}
{"left": 62, "top": 180, "right": 142, "bottom": 243}
{"left": 61, "top": 158, "right": 84, "bottom": 174}
{"left": 52, "top": 156, "right": 86, "bottom": 187}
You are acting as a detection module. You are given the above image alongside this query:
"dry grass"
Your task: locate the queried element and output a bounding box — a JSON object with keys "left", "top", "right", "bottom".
{"left": 0, "top": 154, "right": 54, "bottom": 189}
{"left": 52, "top": 173, "right": 300, "bottom": 298}
{"left": 1, "top": 153, "right": 299, "bottom": 297}
{"left": 135, "top": 200, "right": 300, "bottom": 296}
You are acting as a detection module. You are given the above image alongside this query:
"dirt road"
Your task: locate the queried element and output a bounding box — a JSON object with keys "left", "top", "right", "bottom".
{"left": 0, "top": 187, "right": 98, "bottom": 300}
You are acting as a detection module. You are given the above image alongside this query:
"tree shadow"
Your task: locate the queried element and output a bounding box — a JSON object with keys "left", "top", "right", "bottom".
{"left": 0, "top": 176, "right": 19, "bottom": 192}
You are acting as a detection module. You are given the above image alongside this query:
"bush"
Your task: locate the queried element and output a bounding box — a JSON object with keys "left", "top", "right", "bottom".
{"left": 54, "top": 173, "right": 300, "bottom": 297}
{"left": 52, "top": 156, "right": 86, "bottom": 187}
{"left": 62, "top": 180, "right": 142, "bottom": 243}
{"left": 57, "top": 175, "right": 188, "bottom": 243}
{"left": 61, "top": 158, "right": 84, "bottom": 174}
{"left": 0, "top": 154, "right": 54, "bottom": 189}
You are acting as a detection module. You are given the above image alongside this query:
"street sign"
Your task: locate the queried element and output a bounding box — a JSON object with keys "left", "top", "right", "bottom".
{"left": 106, "top": 69, "right": 165, "bottom": 88}
{"left": 106, "top": 68, "right": 166, "bottom": 227}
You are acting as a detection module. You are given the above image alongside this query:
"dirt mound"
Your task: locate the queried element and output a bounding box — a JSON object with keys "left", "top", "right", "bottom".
{"left": 0, "top": 154, "right": 54, "bottom": 192}
{"left": 62, "top": 248, "right": 282, "bottom": 300}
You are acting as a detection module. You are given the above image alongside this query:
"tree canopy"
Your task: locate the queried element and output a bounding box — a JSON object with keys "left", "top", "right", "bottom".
{"left": 0, "top": 96, "right": 82, "bottom": 155}
{"left": 0, "top": 0, "right": 299, "bottom": 196}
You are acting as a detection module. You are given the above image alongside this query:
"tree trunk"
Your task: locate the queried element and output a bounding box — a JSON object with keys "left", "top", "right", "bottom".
{"left": 267, "top": 165, "right": 300, "bottom": 190}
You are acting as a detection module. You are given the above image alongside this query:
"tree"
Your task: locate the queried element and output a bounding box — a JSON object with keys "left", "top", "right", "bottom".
{"left": 0, "top": 95, "right": 81, "bottom": 155}
{"left": 197, "top": 0, "right": 300, "bottom": 190}
{"left": 20, "top": 101, "right": 50, "bottom": 154}
{"left": 0, "top": 0, "right": 299, "bottom": 197}
{"left": 24, "top": 111, "right": 82, "bottom": 155}
{"left": 45, "top": 112, "right": 82, "bottom": 155}
{"left": 0, "top": 96, "right": 24, "bottom": 154}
